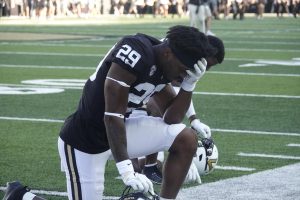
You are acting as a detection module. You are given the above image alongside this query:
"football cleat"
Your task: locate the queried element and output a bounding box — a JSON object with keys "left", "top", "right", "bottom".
{"left": 2, "top": 181, "right": 30, "bottom": 200}
{"left": 193, "top": 138, "right": 218, "bottom": 175}
{"left": 119, "top": 186, "right": 160, "bottom": 200}
{"left": 142, "top": 165, "right": 162, "bottom": 185}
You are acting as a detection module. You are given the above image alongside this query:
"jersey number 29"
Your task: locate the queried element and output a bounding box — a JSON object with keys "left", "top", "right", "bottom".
{"left": 116, "top": 44, "right": 141, "bottom": 68}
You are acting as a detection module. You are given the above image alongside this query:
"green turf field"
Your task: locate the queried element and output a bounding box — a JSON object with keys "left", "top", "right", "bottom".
{"left": 0, "top": 16, "right": 300, "bottom": 199}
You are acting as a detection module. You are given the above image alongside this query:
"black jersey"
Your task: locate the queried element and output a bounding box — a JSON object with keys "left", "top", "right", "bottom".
{"left": 60, "top": 33, "right": 169, "bottom": 154}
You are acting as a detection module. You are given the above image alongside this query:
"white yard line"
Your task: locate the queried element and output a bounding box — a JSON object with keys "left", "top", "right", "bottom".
{"left": 0, "top": 64, "right": 95, "bottom": 70}
{"left": 1, "top": 40, "right": 300, "bottom": 46}
{"left": 238, "top": 152, "right": 300, "bottom": 160}
{"left": 211, "top": 128, "right": 300, "bottom": 137}
{"left": 208, "top": 71, "right": 300, "bottom": 77}
{"left": 1, "top": 64, "right": 300, "bottom": 77}
{"left": 1, "top": 83, "right": 299, "bottom": 99}
{"left": 287, "top": 143, "right": 300, "bottom": 147}
{"left": 194, "top": 92, "right": 300, "bottom": 99}
{"left": 0, "top": 116, "right": 299, "bottom": 137}
{"left": 215, "top": 165, "right": 256, "bottom": 171}
{"left": 0, "top": 51, "right": 103, "bottom": 57}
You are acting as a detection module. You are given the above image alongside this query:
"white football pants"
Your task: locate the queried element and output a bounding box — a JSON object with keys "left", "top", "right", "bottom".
{"left": 58, "top": 112, "right": 186, "bottom": 200}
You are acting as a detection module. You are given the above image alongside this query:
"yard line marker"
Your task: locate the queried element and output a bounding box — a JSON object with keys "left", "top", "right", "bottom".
{"left": 238, "top": 152, "right": 300, "bottom": 160}
{"left": 1, "top": 116, "right": 299, "bottom": 137}
{"left": 0, "top": 64, "right": 95, "bottom": 70}
{"left": 208, "top": 71, "right": 300, "bottom": 77}
{"left": 1, "top": 83, "right": 300, "bottom": 98}
{"left": 0, "top": 116, "right": 64, "bottom": 123}
{"left": 1, "top": 40, "right": 300, "bottom": 47}
{"left": 215, "top": 165, "right": 256, "bottom": 171}
{"left": 287, "top": 143, "right": 300, "bottom": 147}
{"left": 0, "top": 187, "right": 119, "bottom": 199}
{"left": 0, "top": 51, "right": 103, "bottom": 57}
{"left": 212, "top": 128, "right": 300, "bottom": 137}
{"left": 1, "top": 64, "right": 300, "bottom": 77}
{"left": 194, "top": 92, "right": 300, "bottom": 99}
{"left": 227, "top": 48, "right": 300, "bottom": 53}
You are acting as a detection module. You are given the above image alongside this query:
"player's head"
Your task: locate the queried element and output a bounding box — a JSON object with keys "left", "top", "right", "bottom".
{"left": 159, "top": 25, "right": 217, "bottom": 81}
{"left": 166, "top": 25, "right": 217, "bottom": 70}
{"left": 206, "top": 35, "right": 225, "bottom": 70}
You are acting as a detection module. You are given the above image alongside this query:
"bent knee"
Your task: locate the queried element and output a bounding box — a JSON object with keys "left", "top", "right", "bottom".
{"left": 170, "top": 128, "right": 198, "bottom": 154}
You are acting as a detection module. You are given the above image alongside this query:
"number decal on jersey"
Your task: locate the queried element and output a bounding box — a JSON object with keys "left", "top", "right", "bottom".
{"left": 129, "top": 83, "right": 155, "bottom": 104}
{"left": 116, "top": 44, "right": 141, "bottom": 68}
{"left": 128, "top": 83, "right": 165, "bottom": 106}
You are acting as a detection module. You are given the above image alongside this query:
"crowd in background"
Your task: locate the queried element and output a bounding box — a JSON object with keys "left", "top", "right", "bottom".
{"left": 0, "top": 0, "right": 299, "bottom": 19}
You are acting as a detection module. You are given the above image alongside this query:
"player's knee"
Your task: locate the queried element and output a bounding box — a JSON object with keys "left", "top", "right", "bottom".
{"left": 170, "top": 128, "right": 197, "bottom": 155}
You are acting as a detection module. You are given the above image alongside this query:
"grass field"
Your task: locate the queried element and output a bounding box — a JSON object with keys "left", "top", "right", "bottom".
{"left": 0, "top": 15, "right": 300, "bottom": 199}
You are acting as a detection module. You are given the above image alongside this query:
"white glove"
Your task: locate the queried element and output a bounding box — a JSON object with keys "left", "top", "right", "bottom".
{"left": 116, "top": 160, "right": 154, "bottom": 194}
{"left": 191, "top": 119, "right": 211, "bottom": 138}
{"left": 181, "top": 58, "right": 207, "bottom": 92}
{"left": 184, "top": 162, "right": 201, "bottom": 184}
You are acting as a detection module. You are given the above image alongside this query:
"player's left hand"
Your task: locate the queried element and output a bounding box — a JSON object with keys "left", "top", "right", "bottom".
{"left": 191, "top": 119, "right": 211, "bottom": 138}
{"left": 184, "top": 162, "right": 201, "bottom": 184}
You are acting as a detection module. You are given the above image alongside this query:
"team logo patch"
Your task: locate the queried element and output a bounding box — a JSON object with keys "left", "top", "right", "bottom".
{"left": 149, "top": 65, "right": 157, "bottom": 76}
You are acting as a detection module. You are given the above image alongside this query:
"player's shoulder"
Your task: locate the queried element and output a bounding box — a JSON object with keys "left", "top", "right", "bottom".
{"left": 119, "top": 33, "right": 161, "bottom": 53}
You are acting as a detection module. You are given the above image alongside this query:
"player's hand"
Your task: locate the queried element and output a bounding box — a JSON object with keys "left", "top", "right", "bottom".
{"left": 184, "top": 162, "right": 201, "bottom": 184}
{"left": 117, "top": 160, "right": 154, "bottom": 194}
{"left": 181, "top": 58, "right": 207, "bottom": 92}
{"left": 122, "top": 172, "right": 154, "bottom": 194}
{"left": 191, "top": 119, "right": 211, "bottom": 138}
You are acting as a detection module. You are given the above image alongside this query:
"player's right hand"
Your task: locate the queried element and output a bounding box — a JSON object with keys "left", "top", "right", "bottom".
{"left": 181, "top": 58, "right": 207, "bottom": 92}
{"left": 117, "top": 160, "right": 153, "bottom": 194}
{"left": 122, "top": 171, "right": 154, "bottom": 194}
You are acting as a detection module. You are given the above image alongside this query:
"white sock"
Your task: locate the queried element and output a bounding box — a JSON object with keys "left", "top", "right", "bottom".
{"left": 144, "top": 162, "right": 157, "bottom": 167}
{"left": 22, "top": 192, "right": 36, "bottom": 200}
{"left": 160, "top": 197, "right": 175, "bottom": 200}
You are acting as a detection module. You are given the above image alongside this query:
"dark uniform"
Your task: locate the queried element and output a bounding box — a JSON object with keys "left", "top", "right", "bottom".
{"left": 60, "top": 34, "right": 169, "bottom": 154}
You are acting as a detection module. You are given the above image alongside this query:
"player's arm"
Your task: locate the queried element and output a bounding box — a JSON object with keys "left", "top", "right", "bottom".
{"left": 104, "top": 62, "right": 154, "bottom": 193}
{"left": 173, "top": 86, "right": 211, "bottom": 138}
{"left": 104, "top": 62, "right": 136, "bottom": 162}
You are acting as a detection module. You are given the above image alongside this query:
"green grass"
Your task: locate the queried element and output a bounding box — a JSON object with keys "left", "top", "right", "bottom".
{"left": 0, "top": 15, "right": 300, "bottom": 199}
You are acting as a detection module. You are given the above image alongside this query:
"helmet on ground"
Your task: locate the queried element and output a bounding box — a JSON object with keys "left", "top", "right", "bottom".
{"left": 192, "top": 138, "right": 218, "bottom": 175}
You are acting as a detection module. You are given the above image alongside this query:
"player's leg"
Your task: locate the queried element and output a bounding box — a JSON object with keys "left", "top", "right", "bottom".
{"left": 58, "top": 137, "right": 111, "bottom": 200}
{"left": 142, "top": 153, "right": 163, "bottom": 184}
{"left": 125, "top": 115, "right": 197, "bottom": 199}
{"left": 160, "top": 127, "right": 197, "bottom": 198}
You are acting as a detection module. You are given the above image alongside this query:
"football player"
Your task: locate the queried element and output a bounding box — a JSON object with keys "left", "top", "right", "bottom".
{"left": 137, "top": 35, "right": 225, "bottom": 184}
{"left": 58, "top": 25, "right": 217, "bottom": 200}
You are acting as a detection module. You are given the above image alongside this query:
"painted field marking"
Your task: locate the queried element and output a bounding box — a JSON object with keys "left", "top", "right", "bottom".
{"left": 1, "top": 40, "right": 300, "bottom": 47}
{"left": 0, "top": 51, "right": 103, "bottom": 57}
{"left": 1, "top": 64, "right": 300, "bottom": 78}
{"left": 215, "top": 165, "right": 256, "bottom": 171}
{"left": 0, "top": 116, "right": 299, "bottom": 137}
{"left": 212, "top": 128, "right": 300, "bottom": 137}
{"left": 1, "top": 83, "right": 299, "bottom": 99}
{"left": 287, "top": 143, "right": 300, "bottom": 147}
{"left": 194, "top": 92, "right": 300, "bottom": 99}
{"left": 238, "top": 152, "right": 300, "bottom": 160}
{"left": 0, "top": 64, "right": 95, "bottom": 70}
{"left": 0, "top": 186, "right": 118, "bottom": 199}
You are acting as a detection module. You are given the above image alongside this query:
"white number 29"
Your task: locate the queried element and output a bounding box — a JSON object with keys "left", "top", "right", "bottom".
{"left": 116, "top": 44, "right": 141, "bottom": 68}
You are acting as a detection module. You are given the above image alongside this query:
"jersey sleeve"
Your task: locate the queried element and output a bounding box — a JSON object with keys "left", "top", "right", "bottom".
{"left": 111, "top": 36, "right": 154, "bottom": 75}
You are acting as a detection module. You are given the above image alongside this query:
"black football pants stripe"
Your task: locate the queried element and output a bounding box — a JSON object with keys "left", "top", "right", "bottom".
{"left": 64, "top": 143, "right": 82, "bottom": 200}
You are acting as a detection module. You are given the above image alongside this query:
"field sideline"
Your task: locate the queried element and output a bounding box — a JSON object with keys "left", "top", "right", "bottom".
{"left": 0, "top": 16, "right": 299, "bottom": 199}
